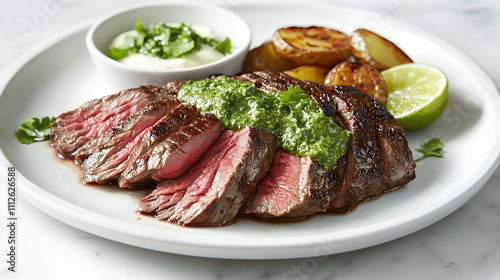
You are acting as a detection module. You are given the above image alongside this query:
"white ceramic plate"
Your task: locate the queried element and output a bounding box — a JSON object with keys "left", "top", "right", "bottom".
{"left": 1, "top": 2, "right": 500, "bottom": 260}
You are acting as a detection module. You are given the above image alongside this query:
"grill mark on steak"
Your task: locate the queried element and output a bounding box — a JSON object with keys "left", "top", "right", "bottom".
{"left": 50, "top": 82, "right": 187, "bottom": 163}
{"left": 81, "top": 99, "right": 181, "bottom": 184}
{"left": 139, "top": 126, "right": 277, "bottom": 226}
{"left": 119, "top": 112, "right": 221, "bottom": 189}
{"left": 325, "top": 86, "right": 389, "bottom": 210}
{"left": 240, "top": 150, "right": 338, "bottom": 219}
{"left": 239, "top": 70, "right": 414, "bottom": 212}
{"left": 370, "top": 102, "right": 416, "bottom": 188}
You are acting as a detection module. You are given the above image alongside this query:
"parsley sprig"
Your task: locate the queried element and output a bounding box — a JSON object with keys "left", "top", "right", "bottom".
{"left": 14, "top": 117, "right": 56, "bottom": 144}
{"left": 415, "top": 138, "right": 444, "bottom": 162}
{"left": 280, "top": 85, "right": 306, "bottom": 111}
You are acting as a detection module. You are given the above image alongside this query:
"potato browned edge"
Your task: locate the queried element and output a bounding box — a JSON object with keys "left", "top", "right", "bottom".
{"left": 241, "top": 41, "right": 296, "bottom": 73}
{"left": 351, "top": 28, "right": 413, "bottom": 71}
{"left": 284, "top": 65, "right": 329, "bottom": 85}
{"left": 325, "top": 62, "right": 388, "bottom": 104}
{"left": 272, "top": 26, "right": 352, "bottom": 69}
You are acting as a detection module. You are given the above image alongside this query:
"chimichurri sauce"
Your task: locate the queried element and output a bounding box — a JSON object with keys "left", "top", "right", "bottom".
{"left": 177, "top": 76, "right": 351, "bottom": 170}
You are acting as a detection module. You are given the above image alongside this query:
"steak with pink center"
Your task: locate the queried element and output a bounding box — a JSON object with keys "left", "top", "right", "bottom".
{"left": 139, "top": 126, "right": 276, "bottom": 226}
{"left": 240, "top": 150, "right": 335, "bottom": 219}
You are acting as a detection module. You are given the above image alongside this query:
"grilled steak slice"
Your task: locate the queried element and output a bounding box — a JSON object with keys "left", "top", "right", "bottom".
{"left": 137, "top": 127, "right": 236, "bottom": 219}
{"left": 82, "top": 99, "right": 182, "bottom": 184}
{"left": 50, "top": 82, "right": 186, "bottom": 163}
{"left": 240, "top": 150, "right": 337, "bottom": 219}
{"left": 150, "top": 114, "right": 222, "bottom": 181}
{"left": 324, "top": 86, "right": 390, "bottom": 211}
{"left": 167, "top": 127, "right": 276, "bottom": 226}
{"left": 325, "top": 86, "right": 416, "bottom": 210}
{"left": 238, "top": 70, "right": 415, "bottom": 211}
{"left": 370, "top": 101, "right": 416, "bottom": 188}
{"left": 119, "top": 112, "right": 221, "bottom": 189}
{"left": 139, "top": 126, "right": 277, "bottom": 226}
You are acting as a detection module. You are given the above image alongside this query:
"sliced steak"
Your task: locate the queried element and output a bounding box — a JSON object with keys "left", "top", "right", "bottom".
{"left": 326, "top": 86, "right": 417, "bottom": 210}
{"left": 322, "top": 86, "right": 389, "bottom": 211}
{"left": 50, "top": 82, "right": 186, "bottom": 163}
{"left": 238, "top": 70, "right": 415, "bottom": 212}
{"left": 139, "top": 126, "right": 277, "bottom": 226}
{"left": 370, "top": 101, "right": 416, "bottom": 188}
{"left": 119, "top": 112, "right": 221, "bottom": 189}
{"left": 82, "top": 99, "right": 182, "bottom": 184}
{"left": 240, "top": 150, "right": 337, "bottom": 219}
{"left": 137, "top": 128, "right": 236, "bottom": 219}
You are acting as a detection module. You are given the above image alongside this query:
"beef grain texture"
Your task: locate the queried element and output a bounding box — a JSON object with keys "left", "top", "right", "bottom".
{"left": 139, "top": 126, "right": 277, "bottom": 226}
{"left": 119, "top": 113, "right": 222, "bottom": 189}
{"left": 82, "top": 99, "right": 182, "bottom": 184}
{"left": 240, "top": 150, "right": 340, "bottom": 219}
{"left": 50, "top": 82, "right": 186, "bottom": 163}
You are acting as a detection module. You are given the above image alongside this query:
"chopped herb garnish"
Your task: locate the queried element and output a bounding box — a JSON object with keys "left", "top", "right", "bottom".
{"left": 177, "top": 77, "right": 351, "bottom": 170}
{"left": 415, "top": 138, "right": 444, "bottom": 162}
{"left": 14, "top": 117, "right": 56, "bottom": 144}
{"left": 108, "top": 19, "right": 231, "bottom": 60}
{"left": 280, "top": 85, "right": 306, "bottom": 111}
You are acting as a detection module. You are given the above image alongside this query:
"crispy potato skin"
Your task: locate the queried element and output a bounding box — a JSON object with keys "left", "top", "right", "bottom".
{"left": 351, "top": 28, "right": 412, "bottom": 71}
{"left": 242, "top": 27, "right": 411, "bottom": 101}
{"left": 241, "top": 43, "right": 267, "bottom": 73}
{"left": 242, "top": 41, "right": 296, "bottom": 73}
{"left": 272, "top": 26, "right": 351, "bottom": 68}
{"left": 284, "top": 65, "right": 329, "bottom": 85}
{"left": 324, "top": 62, "right": 388, "bottom": 104}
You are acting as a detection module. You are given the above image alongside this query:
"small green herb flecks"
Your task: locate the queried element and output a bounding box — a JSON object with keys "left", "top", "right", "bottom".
{"left": 177, "top": 76, "right": 351, "bottom": 170}
{"left": 108, "top": 19, "right": 231, "bottom": 60}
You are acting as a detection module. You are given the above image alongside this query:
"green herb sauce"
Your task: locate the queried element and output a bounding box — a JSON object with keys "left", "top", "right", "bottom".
{"left": 108, "top": 19, "right": 231, "bottom": 61}
{"left": 177, "top": 76, "right": 351, "bottom": 170}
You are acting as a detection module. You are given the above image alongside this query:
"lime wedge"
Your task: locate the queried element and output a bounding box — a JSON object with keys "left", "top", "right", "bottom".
{"left": 381, "top": 63, "right": 449, "bottom": 130}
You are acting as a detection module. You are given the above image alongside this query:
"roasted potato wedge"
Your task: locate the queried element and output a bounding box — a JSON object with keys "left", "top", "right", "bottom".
{"left": 272, "top": 26, "right": 351, "bottom": 68}
{"left": 284, "top": 65, "right": 329, "bottom": 85}
{"left": 351, "top": 29, "right": 412, "bottom": 71}
{"left": 241, "top": 41, "right": 296, "bottom": 73}
{"left": 325, "top": 62, "right": 388, "bottom": 104}
{"left": 241, "top": 42, "right": 267, "bottom": 73}
{"left": 261, "top": 41, "right": 297, "bottom": 72}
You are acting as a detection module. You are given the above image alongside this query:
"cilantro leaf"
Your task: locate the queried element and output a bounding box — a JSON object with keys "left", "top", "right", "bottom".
{"left": 134, "top": 18, "right": 144, "bottom": 33}
{"left": 213, "top": 37, "right": 232, "bottom": 55}
{"left": 280, "top": 85, "right": 306, "bottom": 111}
{"left": 163, "top": 40, "right": 195, "bottom": 58}
{"left": 14, "top": 117, "right": 56, "bottom": 144}
{"left": 107, "top": 47, "right": 129, "bottom": 60}
{"left": 415, "top": 138, "right": 444, "bottom": 162}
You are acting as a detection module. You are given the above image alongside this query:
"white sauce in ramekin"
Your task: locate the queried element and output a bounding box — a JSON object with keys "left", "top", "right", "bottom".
{"left": 108, "top": 24, "right": 225, "bottom": 71}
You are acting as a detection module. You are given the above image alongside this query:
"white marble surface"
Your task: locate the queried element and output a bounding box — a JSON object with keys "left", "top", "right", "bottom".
{"left": 1, "top": 0, "right": 500, "bottom": 279}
